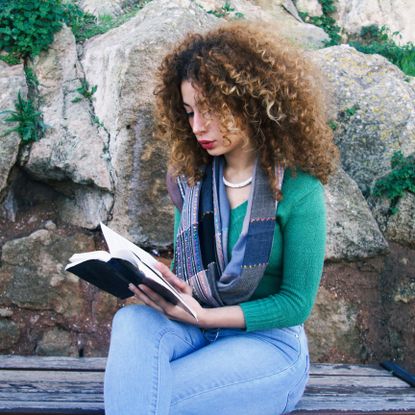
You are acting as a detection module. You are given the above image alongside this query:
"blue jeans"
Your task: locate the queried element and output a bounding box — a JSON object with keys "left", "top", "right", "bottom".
{"left": 104, "top": 305, "right": 309, "bottom": 415}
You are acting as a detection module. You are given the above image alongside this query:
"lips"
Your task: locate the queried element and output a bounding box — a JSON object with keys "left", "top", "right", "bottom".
{"left": 198, "top": 139, "right": 216, "bottom": 150}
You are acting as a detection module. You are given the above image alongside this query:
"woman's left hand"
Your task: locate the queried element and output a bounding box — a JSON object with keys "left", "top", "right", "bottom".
{"left": 128, "top": 261, "right": 208, "bottom": 327}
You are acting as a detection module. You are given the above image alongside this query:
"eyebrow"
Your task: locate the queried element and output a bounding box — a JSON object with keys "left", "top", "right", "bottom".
{"left": 182, "top": 102, "right": 192, "bottom": 108}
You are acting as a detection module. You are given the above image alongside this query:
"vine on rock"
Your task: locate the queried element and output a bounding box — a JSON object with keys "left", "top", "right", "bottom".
{"left": 372, "top": 151, "right": 415, "bottom": 215}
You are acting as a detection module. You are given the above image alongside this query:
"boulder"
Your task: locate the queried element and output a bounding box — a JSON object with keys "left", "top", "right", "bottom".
{"left": 312, "top": 45, "right": 415, "bottom": 196}
{"left": 0, "top": 319, "right": 20, "bottom": 351}
{"left": 79, "top": 0, "right": 125, "bottom": 17}
{"left": 0, "top": 227, "right": 94, "bottom": 319}
{"left": 306, "top": 286, "right": 362, "bottom": 361}
{"left": 24, "top": 25, "right": 114, "bottom": 228}
{"left": 81, "top": 0, "right": 217, "bottom": 247}
{"left": 35, "top": 327, "right": 77, "bottom": 356}
{"left": 325, "top": 168, "right": 388, "bottom": 260}
{"left": 0, "top": 62, "right": 26, "bottom": 199}
{"left": 335, "top": 0, "right": 415, "bottom": 45}
{"left": 294, "top": 0, "right": 322, "bottom": 17}
{"left": 198, "top": 0, "right": 328, "bottom": 48}
{"left": 370, "top": 190, "right": 415, "bottom": 248}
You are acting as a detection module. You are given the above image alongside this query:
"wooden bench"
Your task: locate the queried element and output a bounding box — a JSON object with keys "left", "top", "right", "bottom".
{"left": 1, "top": 356, "right": 414, "bottom": 414}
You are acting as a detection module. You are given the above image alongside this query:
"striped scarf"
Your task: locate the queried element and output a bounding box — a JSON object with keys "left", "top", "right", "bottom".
{"left": 173, "top": 157, "right": 284, "bottom": 307}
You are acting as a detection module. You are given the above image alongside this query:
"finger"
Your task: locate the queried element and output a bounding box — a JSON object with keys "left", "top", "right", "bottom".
{"left": 156, "top": 262, "right": 190, "bottom": 291}
{"left": 138, "top": 284, "right": 168, "bottom": 306}
{"left": 128, "top": 284, "right": 164, "bottom": 313}
{"left": 136, "top": 284, "right": 190, "bottom": 320}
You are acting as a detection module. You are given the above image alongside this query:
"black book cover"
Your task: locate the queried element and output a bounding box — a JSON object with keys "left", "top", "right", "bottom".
{"left": 68, "top": 257, "right": 180, "bottom": 305}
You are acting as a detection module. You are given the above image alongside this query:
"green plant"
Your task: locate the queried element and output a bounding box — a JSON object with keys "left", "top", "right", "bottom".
{"left": 207, "top": 2, "right": 244, "bottom": 19}
{"left": 349, "top": 25, "right": 415, "bottom": 76}
{"left": 61, "top": 2, "right": 97, "bottom": 42}
{"left": 0, "top": 0, "right": 65, "bottom": 59}
{"left": 24, "top": 66, "right": 39, "bottom": 90}
{"left": 64, "top": 1, "right": 153, "bottom": 42}
{"left": 328, "top": 119, "right": 338, "bottom": 131}
{"left": 91, "top": 114, "right": 104, "bottom": 128}
{"left": 72, "top": 79, "right": 97, "bottom": 103}
{"left": 372, "top": 151, "right": 415, "bottom": 214}
{"left": 0, "top": 52, "right": 21, "bottom": 65}
{"left": 344, "top": 104, "right": 359, "bottom": 117}
{"left": 0, "top": 91, "right": 46, "bottom": 142}
{"left": 299, "top": 0, "right": 341, "bottom": 46}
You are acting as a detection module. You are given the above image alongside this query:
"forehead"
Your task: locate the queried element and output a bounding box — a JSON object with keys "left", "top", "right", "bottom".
{"left": 180, "top": 80, "right": 202, "bottom": 104}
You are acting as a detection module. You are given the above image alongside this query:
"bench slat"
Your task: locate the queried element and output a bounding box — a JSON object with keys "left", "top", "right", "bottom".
{"left": 0, "top": 356, "right": 106, "bottom": 371}
{"left": 0, "top": 356, "right": 398, "bottom": 377}
{"left": 296, "top": 393, "right": 415, "bottom": 411}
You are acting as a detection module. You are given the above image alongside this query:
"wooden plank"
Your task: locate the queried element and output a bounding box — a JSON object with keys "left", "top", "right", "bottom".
{"left": 307, "top": 375, "right": 410, "bottom": 388}
{"left": 0, "top": 356, "right": 396, "bottom": 378}
{"left": 296, "top": 394, "right": 415, "bottom": 411}
{"left": 0, "top": 370, "right": 102, "bottom": 382}
{"left": 1, "top": 370, "right": 408, "bottom": 389}
{"left": 0, "top": 357, "right": 106, "bottom": 372}
{"left": 310, "top": 363, "right": 395, "bottom": 377}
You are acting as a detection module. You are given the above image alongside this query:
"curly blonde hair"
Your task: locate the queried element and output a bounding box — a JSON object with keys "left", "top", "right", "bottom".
{"left": 154, "top": 21, "right": 339, "bottom": 197}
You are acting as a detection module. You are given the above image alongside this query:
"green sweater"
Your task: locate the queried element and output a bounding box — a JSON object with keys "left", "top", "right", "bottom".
{"left": 173, "top": 169, "right": 326, "bottom": 332}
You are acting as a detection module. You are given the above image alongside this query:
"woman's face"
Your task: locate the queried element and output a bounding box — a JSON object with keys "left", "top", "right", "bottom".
{"left": 180, "top": 80, "right": 251, "bottom": 158}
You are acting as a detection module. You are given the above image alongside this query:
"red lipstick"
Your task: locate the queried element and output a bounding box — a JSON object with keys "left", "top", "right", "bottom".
{"left": 198, "top": 140, "right": 215, "bottom": 150}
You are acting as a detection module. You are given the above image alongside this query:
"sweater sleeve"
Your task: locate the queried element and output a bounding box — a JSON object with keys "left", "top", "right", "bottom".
{"left": 240, "top": 182, "right": 326, "bottom": 331}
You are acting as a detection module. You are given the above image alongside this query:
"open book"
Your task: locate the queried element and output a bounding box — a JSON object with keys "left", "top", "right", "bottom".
{"left": 65, "top": 223, "right": 197, "bottom": 320}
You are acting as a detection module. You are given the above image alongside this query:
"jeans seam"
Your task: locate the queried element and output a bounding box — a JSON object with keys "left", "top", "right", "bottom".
{"left": 151, "top": 328, "right": 201, "bottom": 414}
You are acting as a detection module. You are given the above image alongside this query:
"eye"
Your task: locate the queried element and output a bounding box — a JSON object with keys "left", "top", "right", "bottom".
{"left": 186, "top": 112, "right": 194, "bottom": 118}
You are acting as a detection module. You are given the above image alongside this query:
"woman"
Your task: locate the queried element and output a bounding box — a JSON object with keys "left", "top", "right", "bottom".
{"left": 104, "top": 21, "right": 338, "bottom": 415}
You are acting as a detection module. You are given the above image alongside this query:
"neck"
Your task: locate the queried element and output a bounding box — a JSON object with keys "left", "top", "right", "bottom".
{"left": 224, "top": 146, "right": 256, "bottom": 180}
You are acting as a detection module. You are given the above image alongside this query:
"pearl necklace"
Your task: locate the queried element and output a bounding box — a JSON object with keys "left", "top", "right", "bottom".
{"left": 223, "top": 176, "right": 253, "bottom": 189}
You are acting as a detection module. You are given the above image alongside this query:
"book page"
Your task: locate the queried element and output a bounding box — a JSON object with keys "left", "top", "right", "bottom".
{"left": 100, "top": 223, "right": 162, "bottom": 276}
{"left": 65, "top": 251, "right": 112, "bottom": 269}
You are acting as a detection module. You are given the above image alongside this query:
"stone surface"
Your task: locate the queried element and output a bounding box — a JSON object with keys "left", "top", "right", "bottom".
{"left": 81, "top": 0, "right": 217, "bottom": 247}
{"left": 306, "top": 286, "right": 362, "bottom": 361}
{"left": 79, "top": 0, "right": 125, "bottom": 17}
{"left": 294, "top": 0, "right": 322, "bottom": 16}
{"left": 204, "top": 0, "right": 329, "bottom": 48}
{"left": 379, "top": 242, "right": 415, "bottom": 372}
{"left": 0, "top": 319, "right": 20, "bottom": 350}
{"left": 0, "top": 228, "right": 94, "bottom": 317}
{"left": 335, "top": 0, "right": 415, "bottom": 45}
{"left": 370, "top": 190, "right": 415, "bottom": 248}
{"left": 325, "top": 168, "right": 388, "bottom": 260}
{"left": 0, "top": 62, "right": 26, "bottom": 199}
{"left": 35, "top": 327, "right": 77, "bottom": 356}
{"left": 313, "top": 45, "right": 415, "bottom": 196}
{"left": 24, "top": 25, "right": 114, "bottom": 228}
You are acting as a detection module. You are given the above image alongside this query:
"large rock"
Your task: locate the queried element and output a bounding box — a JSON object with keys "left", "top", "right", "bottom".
{"left": 294, "top": 0, "right": 322, "bottom": 16}
{"left": 0, "top": 62, "right": 26, "bottom": 199}
{"left": 306, "top": 286, "right": 362, "bottom": 361}
{"left": 79, "top": 0, "right": 125, "bottom": 17}
{"left": 335, "top": 0, "right": 415, "bottom": 45}
{"left": 24, "top": 26, "right": 114, "bottom": 228}
{"left": 35, "top": 327, "right": 77, "bottom": 356}
{"left": 0, "top": 227, "right": 94, "bottom": 318}
{"left": 81, "top": 0, "right": 217, "bottom": 247}
{"left": 198, "top": 0, "right": 328, "bottom": 48}
{"left": 313, "top": 45, "right": 415, "bottom": 196}
{"left": 325, "top": 168, "right": 388, "bottom": 260}
{"left": 370, "top": 190, "right": 415, "bottom": 248}
{"left": 0, "top": 319, "right": 20, "bottom": 351}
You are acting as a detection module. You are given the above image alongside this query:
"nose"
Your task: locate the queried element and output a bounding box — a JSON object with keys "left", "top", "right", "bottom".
{"left": 191, "top": 111, "right": 207, "bottom": 135}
